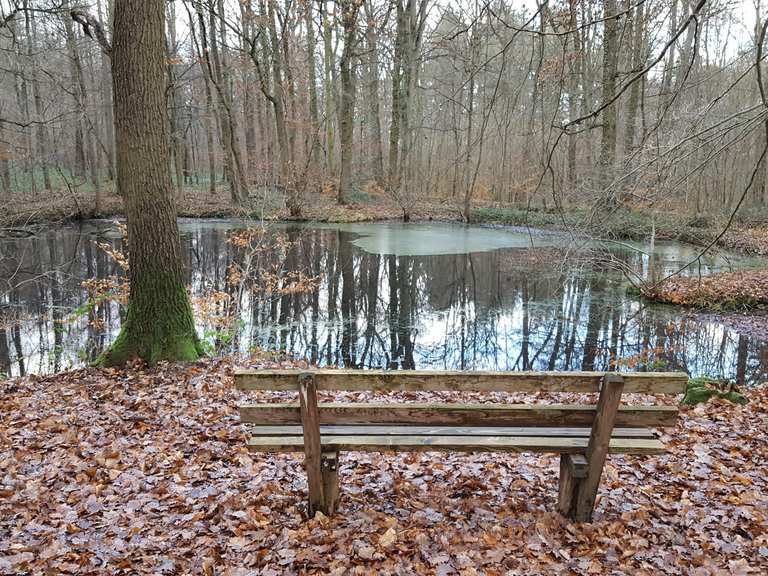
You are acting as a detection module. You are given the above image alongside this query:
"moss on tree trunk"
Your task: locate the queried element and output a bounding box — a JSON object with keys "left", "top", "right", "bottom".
{"left": 98, "top": 0, "right": 201, "bottom": 367}
{"left": 97, "top": 275, "right": 202, "bottom": 366}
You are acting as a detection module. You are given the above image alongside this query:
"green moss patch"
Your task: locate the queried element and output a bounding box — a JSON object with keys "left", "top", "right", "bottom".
{"left": 682, "top": 377, "right": 748, "bottom": 406}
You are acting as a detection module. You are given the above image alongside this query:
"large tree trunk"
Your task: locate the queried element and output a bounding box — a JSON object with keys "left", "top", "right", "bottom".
{"left": 99, "top": 0, "right": 201, "bottom": 366}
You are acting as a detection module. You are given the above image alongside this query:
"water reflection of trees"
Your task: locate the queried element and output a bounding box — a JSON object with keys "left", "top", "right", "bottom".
{"left": 0, "top": 223, "right": 766, "bottom": 384}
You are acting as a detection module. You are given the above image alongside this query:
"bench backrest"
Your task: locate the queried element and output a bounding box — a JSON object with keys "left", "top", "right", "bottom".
{"left": 235, "top": 369, "right": 686, "bottom": 429}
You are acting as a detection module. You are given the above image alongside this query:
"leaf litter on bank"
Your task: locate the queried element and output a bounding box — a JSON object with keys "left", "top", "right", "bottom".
{"left": 1, "top": 358, "right": 766, "bottom": 575}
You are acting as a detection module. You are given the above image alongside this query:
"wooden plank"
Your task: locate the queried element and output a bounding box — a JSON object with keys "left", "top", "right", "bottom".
{"left": 573, "top": 374, "right": 625, "bottom": 522}
{"left": 245, "top": 425, "right": 656, "bottom": 439}
{"left": 238, "top": 402, "right": 679, "bottom": 428}
{"left": 234, "top": 369, "right": 687, "bottom": 394}
{"left": 321, "top": 452, "right": 340, "bottom": 515}
{"left": 246, "top": 434, "right": 666, "bottom": 455}
{"left": 299, "top": 373, "right": 325, "bottom": 516}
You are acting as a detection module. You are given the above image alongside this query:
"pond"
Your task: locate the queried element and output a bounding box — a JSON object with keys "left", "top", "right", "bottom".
{"left": 1, "top": 219, "right": 766, "bottom": 383}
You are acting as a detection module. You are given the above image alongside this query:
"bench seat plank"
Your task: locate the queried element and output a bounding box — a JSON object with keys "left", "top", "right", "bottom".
{"left": 246, "top": 434, "right": 666, "bottom": 455}
{"left": 235, "top": 369, "right": 688, "bottom": 394}
{"left": 239, "top": 402, "right": 678, "bottom": 427}
{"left": 245, "top": 425, "right": 657, "bottom": 439}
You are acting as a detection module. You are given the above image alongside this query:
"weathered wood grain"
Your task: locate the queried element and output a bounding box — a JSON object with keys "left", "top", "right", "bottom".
{"left": 245, "top": 425, "right": 656, "bottom": 438}
{"left": 238, "top": 402, "right": 678, "bottom": 427}
{"left": 299, "top": 373, "right": 325, "bottom": 516}
{"left": 558, "top": 453, "right": 588, "bottom": 516}
{"left": 321, "top": 452, "right": 340, "bottom": 515}
{"left": 245, "top": 434, "right": 666, "bottom": 454}
{"left": 234, "top": 369, "right": 687, "bottom": 394}
{"left": 574, "top": 374, "right": 626, "bottom": 522}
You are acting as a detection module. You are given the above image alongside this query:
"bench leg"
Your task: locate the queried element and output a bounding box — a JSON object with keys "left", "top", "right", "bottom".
{"left": 321, "top": 452, "right": 340, "bottom": 515}
{"left": 567, "top": 374, "right": 625, "bottom": 522}
{"left": 299, "top": 373, "right": 326, "bottom": 517}
{"left": 558, "top": 453, "right": 587, "bottom": 519}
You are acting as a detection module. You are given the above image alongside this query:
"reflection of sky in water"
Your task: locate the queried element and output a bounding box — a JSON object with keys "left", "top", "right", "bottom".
{"left": 0, "top": 220, "right": 766, "bottom": 383}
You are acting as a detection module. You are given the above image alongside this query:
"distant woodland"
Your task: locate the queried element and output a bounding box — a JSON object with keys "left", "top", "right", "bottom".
{"left": 1, "top": 0, "right": 768, "bottom": 222}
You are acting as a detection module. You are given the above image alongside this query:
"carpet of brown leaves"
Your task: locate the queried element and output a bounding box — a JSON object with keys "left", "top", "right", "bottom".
{"left": 642, "top": 270, "right": 768, "bottom": 310}
{"left": 1, "top": 359, "right": 767, "bottom": 575}
{"left": 722, "top": 228, "right": 768, "bottom": 256}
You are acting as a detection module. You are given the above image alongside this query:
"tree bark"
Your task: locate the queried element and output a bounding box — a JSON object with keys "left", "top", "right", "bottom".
{"left": 240, "top": 0, "right": 259, "bottom": 180}
{"left": 63, "top": 5, "right": 87, "bottom": 181}
{"left": 597, "top": 0, "right": 619, "bottom": 199}
{"left": 99, "top": 0, "right": 201, "bottom": 366}
{"left": 305, "top": 0, "right": 321, "bottom": 174}
{"left": 25, "top": 2, "right": 52, "bottom": 193}
{"left": 337, "top": 0, "right": 359, "bottom": 203}
{"left": 167, "top": 0, "right": 186, "bottom": 197}
{"left": 623, "top": 0, "right": 645, "bottom": 160}
{"left": 364, "top": 0, "right": 385, "bottom": 185}
{"left": 322, "top": 0, "right": 336, "bottom": 177}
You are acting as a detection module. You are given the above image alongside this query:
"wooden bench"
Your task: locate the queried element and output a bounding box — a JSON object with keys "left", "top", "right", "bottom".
{"left": 235, "top": 369, "right": 686, "bottom": 522}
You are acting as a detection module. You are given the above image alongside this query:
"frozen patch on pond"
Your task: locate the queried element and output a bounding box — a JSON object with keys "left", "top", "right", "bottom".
{"left": 313, "top": 222, "right": 561, "bottom": 256}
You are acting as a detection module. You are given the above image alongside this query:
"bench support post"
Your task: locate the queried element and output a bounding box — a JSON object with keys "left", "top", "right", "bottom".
{"left": 321, "top": 451, "right": 340, "bottom": 515}
{"left": 558, "top": 453, "right": 588, "bottom": 517}
{"left": 562, "top": 373, "right": 625, "bottom": 522}
{"left": 299, "top": 372, "right": 326, "bottom": 516}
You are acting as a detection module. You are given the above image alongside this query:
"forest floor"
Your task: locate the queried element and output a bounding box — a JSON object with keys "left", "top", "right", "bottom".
{"left": 1, "top": 357, "right": 766, "bottom": 575}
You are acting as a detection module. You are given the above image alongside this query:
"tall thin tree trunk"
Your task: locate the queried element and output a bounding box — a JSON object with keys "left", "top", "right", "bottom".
{"left": 241, "top": 0, "right": 259, "bottom": 180}
{"left": 205, "top": 1, "right": 247, "bottom": 204}
{"left": 97, "top": 0, "right": 116, "bottom": 181}
{"left": 25, "top": 2, "right": 51, "bottom": 192}
{"left": 338, "top": 0, "right": 360, "bottom": 203}
{"left": 623, "top": 0, "right": 645, "bottom": 160}
{"left": 364, "top": 1, "right": 385, "bottom": 185}
{"left": 63, "top": 7, "right": 87, "bottom": 180}
{"left": 306, "top": 0, "right": 321, "bottom": 174}
{"left": 388, "top": 0, "right": 405, "bottom": 187}
{"left": 167, "top": 0, "right": 185, "bottom": 197}
{"left": 597, "top": 0, "right": 619, "bottom": 199}
{"left": 322, "top": 0, "right": 336, "bottom": 177}
{"left": 566, "top": 0, "right": 581, "bottom": 190}
{"left": 189, "top": 10, "right": 218, "bottom": 193}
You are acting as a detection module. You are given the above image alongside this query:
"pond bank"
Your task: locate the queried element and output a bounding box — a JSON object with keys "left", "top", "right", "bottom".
{"left": 3, "top": 188, "right": 768, "bottom": 257}
{"left": 641, "top": 269, "right": 768, "bottom": 311}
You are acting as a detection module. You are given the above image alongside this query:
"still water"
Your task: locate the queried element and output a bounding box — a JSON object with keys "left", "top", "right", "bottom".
{"left": 0, "top": 219, "right": 766, "bottom": 383}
